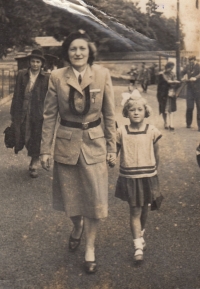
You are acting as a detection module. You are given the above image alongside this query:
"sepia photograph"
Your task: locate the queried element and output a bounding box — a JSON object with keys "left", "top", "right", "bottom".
{"left": 0, "top": 0, "right": 200, "bottom": 288}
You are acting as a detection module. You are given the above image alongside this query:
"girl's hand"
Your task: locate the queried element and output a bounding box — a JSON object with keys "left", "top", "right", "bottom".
{"left": 40, "top": 154, "right": 51, "bottom": 171}
{"left": 106, "top": 153, "right": 116, "bottom": 167}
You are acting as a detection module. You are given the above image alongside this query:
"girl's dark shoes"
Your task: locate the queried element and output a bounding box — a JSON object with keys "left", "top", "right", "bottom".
{"left": 169, "top": 126, "right": 174, "bottom": 131}
{"left": 69, "top": 226, "right": 84, "bottom": 252}
{"left": 84, "top": 260, "right": 97, "bottom": 274}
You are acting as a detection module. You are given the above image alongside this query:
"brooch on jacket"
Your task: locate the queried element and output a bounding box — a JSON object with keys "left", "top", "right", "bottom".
{"left": 90, "top": 88, "right": 101, "bottom": 103}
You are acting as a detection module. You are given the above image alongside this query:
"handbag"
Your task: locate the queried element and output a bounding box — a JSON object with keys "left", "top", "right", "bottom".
{"left": 151, "top": 194, "right": 164, "bottom": 211}
{"left": 168, "top": 88, "right": 175, "bottom": 98}
{"left": 3, "top": 123, "right": 15, "bottom": 149}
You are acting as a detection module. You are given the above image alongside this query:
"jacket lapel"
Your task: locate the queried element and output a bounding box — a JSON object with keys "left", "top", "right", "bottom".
{"left": 81, "top": 65, "right": 93, "bottom": 90}
{"left": 65, "top": 67, "right": 83, "bottom": 95}
{"left": 22, "top": 70, "right": 29, "bottom": 88}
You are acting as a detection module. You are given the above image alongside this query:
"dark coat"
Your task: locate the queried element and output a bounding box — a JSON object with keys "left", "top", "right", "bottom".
{"left": 182, "top": 62, "right": 200, "bottom": 96}
{"left": 157, "top": 72, "right": 177, "bottom": 114}
{"left": 10, "top": 69, "right": 49, "bottom": 154}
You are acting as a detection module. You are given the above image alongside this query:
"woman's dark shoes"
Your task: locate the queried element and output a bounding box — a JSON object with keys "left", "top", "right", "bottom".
{"left": 29, "top": 167, "right": 38, "bottom": 178}
{"left": 164, "top": 125, "right": 169, "bottom": 130}
{"left": 69, "top": 226, "right": 84, "bottom": 252}
{"left": 169, "top": 126, "right": 175, "bottom": 131}
{"left": 84, "top": 260, "right": 97, "bottom": 274}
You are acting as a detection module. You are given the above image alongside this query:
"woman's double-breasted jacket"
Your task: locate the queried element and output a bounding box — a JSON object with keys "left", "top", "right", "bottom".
{"left": 40, "top": 64, "right": 116, "bottom": 165}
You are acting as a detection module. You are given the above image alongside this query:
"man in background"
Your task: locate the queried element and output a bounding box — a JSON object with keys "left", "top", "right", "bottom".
{"left": 182, "top": 56, "right": 200, "bottom": 130}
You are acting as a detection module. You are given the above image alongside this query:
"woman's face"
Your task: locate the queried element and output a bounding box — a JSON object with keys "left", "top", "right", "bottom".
{"left": 30, "top": 57, "right": 43, "bottom": 72}
{"left": 68, "top": 39, "right": 89, "bottom": 70}
{"left": 166, "top": 65, "right": 174, "bottom": 72}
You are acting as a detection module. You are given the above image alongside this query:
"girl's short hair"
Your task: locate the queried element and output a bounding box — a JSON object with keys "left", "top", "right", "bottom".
{"left": 165, "top": 61, "right": 175, "bottom": 70}
{"left": 122, "top": 96, "right": 152, "bottom": 118}
{"left": 62, "top": 30, "right": 97, "bottom": 66}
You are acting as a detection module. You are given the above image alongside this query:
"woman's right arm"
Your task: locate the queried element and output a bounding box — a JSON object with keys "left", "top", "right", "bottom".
{"left": 40, "top": 72, "right": 59, "bottom": 170}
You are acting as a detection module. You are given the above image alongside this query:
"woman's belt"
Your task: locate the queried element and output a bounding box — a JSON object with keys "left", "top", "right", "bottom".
{"left": 60, "top": 118, "right": 101, "bottom": 130}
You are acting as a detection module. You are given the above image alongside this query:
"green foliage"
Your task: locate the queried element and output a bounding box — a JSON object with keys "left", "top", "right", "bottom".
{"left": 0, "top": 0, "right": 185, "bottom": 58}
{"left": 0, "top": 0, "right": 51, "bottom": 57}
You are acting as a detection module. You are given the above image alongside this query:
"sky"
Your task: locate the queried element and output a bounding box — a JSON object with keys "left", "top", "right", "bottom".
{"left": 132, "top": 0, "right": 200, "bottom": 51}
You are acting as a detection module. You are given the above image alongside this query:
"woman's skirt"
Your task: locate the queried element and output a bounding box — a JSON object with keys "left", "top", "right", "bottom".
{"left": 115, "top": 175, "right": 160, "bottom": 207}
{"left": 165, "top": 96, "right": 177, "bottom": 113}
{"left": 52, "top": 151, "right": 108, "bottom": 219}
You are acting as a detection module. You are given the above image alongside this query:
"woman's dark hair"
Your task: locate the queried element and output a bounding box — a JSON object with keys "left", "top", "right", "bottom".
{"left": 165, "top": 61, "right": 175, "bottom": 70}
{"left": 28, "top": 49, "right": 45, "bottom": 68}
{"left": 62, "top": 30, "right": 97, "bottom": 66}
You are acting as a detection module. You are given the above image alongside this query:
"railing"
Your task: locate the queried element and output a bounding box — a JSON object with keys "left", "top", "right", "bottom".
{"left": 0, "top": 69, "right": 17, "bottom": 99}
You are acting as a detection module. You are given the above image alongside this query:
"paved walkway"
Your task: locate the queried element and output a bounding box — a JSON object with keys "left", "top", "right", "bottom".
{"left": 0, "top": 86, "right": 199, "bottom": 289}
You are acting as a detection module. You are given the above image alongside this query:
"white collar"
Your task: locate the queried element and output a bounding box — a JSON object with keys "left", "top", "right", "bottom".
{"left": 72, "top": 66, "right": 87, "bottom": 79}
{"left": 29, "top": 69, "right": 40, "bottom": 79}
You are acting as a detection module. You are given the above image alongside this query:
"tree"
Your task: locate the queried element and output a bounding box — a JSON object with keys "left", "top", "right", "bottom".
{"left": 0, "top": 0, "right": 185, "bottom": 57}
{"left": 0, "top": 0, "right": 51, "bottom": 58}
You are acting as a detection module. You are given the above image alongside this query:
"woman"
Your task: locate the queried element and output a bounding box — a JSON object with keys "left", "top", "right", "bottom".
{"left": 40, "top": 31, "right": 116, "bottom": 273}
{"left": 157, "top": 62, "right": 179, "bottom": 130}
{"left": 10, "top": 49, "right": 49, "bottom": 177}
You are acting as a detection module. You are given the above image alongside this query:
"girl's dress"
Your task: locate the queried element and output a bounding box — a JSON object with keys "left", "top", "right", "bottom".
{"left": 115, "top": 124, "right": 162, "bottom": 207}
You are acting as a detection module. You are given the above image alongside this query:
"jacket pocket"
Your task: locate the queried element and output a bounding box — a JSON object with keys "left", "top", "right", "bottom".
{"left": 87, "top": 128, "right": 106, "bottom": 157}
{"left": 56, "top": 129, "right": 72, "bottom": 140}
{"left": 88, "top": 129, "right": 104, "bottom": 140}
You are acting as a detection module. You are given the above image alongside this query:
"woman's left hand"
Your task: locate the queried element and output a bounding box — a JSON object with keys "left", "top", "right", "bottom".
{"left": 106, "top": 153, "right": 116, "bottom": 167}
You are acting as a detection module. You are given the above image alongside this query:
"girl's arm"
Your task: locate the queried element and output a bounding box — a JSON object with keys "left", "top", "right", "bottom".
{"left": 154, "top": 142, "right": 160, "bottom": 168}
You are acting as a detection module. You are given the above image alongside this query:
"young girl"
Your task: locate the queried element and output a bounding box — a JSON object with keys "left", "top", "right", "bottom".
{"left": 111, "top": 96, "right": 162, "bottom": 264}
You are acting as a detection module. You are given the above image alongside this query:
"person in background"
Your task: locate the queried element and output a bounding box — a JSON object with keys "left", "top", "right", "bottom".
{"left": 137, "top": 62, "right": 150, "bottom": 93}
{"left": 121, "top": 81, "right": 141, "bottom": 107}
{"left": 40, "top": 30, "right": 116, "bottom": 274}
{"left": 109, "top": 96, "right": 162, "bottom": 264}
{"left": 157, "top": 62, "right": 180, "bottom": 130}
{"left": 127, "top": 65, "right": 138, "bottom": 85}
{"left": 149, "top": 63, "right": 158, "bottom": 85}
{"left": 10, "top": 49, "right": 49, "bottom": 178}
{"left": 181, "top": 56, "right": 200, "bottom": 130}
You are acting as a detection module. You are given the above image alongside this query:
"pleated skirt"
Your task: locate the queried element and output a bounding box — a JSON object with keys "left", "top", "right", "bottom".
{"left": 52, "top": 151, "right": 108, "bottom": 219}
{"left": 115, "top": 175, "right": 159, "bottom": 207}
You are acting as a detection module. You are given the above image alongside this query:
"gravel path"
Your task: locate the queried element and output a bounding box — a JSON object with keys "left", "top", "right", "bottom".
{"left": 0, "top": 85, "right": 199, "bottom": 289}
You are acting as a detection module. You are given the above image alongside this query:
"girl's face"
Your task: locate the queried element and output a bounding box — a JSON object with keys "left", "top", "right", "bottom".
{"left": 68, "top": 39, "right": 89, "bottom": 70}
{"left": 127, "top": 101, "right": 145, "bottom": 124}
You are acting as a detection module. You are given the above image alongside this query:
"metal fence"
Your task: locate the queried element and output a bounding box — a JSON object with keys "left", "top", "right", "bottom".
{"left": 0, "top": 69, "right": 17, "bottom": 99}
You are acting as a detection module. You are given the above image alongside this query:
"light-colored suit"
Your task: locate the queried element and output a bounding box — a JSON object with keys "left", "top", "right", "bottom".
{"left": 40, "top": 64, "right": 116, "bottom": 165}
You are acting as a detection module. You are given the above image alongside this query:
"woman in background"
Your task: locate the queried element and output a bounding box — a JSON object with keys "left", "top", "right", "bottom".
{"left": 157, "top": 62, "right": 179, "bottom": 130}
{"left": 10, "top": 49, "right": 49, "bottom": 177}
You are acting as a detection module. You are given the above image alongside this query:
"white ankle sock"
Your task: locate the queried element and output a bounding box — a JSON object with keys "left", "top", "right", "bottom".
{"left": 85, "top": 247, "right": 95, "bottom": 262}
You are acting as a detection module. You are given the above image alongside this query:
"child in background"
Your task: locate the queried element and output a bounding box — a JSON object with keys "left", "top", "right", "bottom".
{"left": 109, "top": 96, "right": 162, "bottom": 264}
{"left": 121, "top": 82, "right": 141, "bottom": 106}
